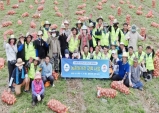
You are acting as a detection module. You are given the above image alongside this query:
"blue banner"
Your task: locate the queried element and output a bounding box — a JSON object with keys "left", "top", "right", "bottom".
{"left": 61, "top": 59, "right": 109, "bottom": 78}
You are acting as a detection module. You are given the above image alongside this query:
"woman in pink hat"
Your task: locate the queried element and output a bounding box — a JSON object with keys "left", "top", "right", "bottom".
{"left": 31, "top": 72, "right": 45, "bottom": 106}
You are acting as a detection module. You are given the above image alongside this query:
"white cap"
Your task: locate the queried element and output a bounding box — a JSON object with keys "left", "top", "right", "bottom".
{"left": 113, "top": 19, "right": 119, "bottom": 24}
{"left": 77, "top": 20, "right": 82, "bottom": 24}
{"left": 120, "top": 42, "right": 124, "bottom": 45}
{"left": 89, "top": 22, "right": 94, "bottom": 27}
{"left": 10, "top": 35, "right": 15, "bottom": 39}
{"left": 81, "top": 25, "right": 87, "bottom": 30}
{"left": 44, "top": 21, "right": 51, "bottom": 25}
{"left": 37, "top": 30, "right": 43, "bottom": 35}
{"left": 64, "top": 20, "right": 69, "bottom": 24}
{"left": 60, "top": 23, "right": 66, "bottom": 29}
{"left": 112, "top": 50, "right": 116, "bottom": 54}
{"left": 122, "top": 52, "right": 128, "bottom": 57}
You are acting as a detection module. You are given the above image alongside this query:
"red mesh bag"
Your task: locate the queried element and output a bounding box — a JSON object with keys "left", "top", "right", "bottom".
{"left": 111, "top": 81, "right": 130, "bottom": 94}
{"left": 97, "top": 87, "right": 117, "bottom": 98}
{"left": 102, "top": 0, "right": 107, "bottom": 3}
{"left": 0, "top": 58, "right": 5, "bottom": 69}
{"left": 7, "top": 10, "right": 16, "bottom": 15}
{"left": 117, "top": 7, "right": 122, "bottom": 16}
{"left": 1, "top": 90, "right": 16, "bottom": 105}
{"left": 50, "top": 24, "right": 58, "bottom": 29}
{"left": 17, "top": 20, "right": 22, "bottom": 25}
{"left": 140, "top": 27, "right": 146, "bottom": 37}
{"left": 152, "top": 0, "right": 156, "bottom": 8}
{"left": 126, "top": 14, "right": 131, "bottom": 25}
{"left": 2, "top": 21, "right": 12, "bottom": 27}
{"left": 3, "top": 29, "right": 14, "bottom": 35}
{"left": 47, "top": 99, "right": 68, "bottom": 113}
{"left": 0, "top": 1, "right": 4, "bottom": 10}
{"left": 153, "top": 50, "right": 159, "bottom": 77}
{"left": 37, "top": 5, "right": 44, "bottom": 11}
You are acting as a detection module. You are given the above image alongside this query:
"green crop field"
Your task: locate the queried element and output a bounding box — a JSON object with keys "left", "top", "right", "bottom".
{"left": 0, "top": 0, "right": 159, "bottom": 113}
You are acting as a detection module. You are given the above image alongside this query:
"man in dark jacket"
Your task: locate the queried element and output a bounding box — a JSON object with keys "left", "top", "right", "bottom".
{"left": 34, "top": 30, "right": 48, "bottom": 60}
{"left": 17, "top": 34, "right": 25, "bottom": 61}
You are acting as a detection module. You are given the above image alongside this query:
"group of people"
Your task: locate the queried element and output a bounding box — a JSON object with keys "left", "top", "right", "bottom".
{"left": 3, "top": 16, "right": 155, "bottom": 106}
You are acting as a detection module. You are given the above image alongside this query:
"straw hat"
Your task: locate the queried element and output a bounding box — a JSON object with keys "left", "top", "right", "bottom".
{"left": 37, "top": 30, "right": 43, "bottom": 35}
{"left": 96, "top": 16, "right": 103, "bottom": 22}
{"left": 64, "top": 20, "right": 69, "bottom": 24}
{"left": 25, "top": 32, "right": 33, "bottom": 39}
{"left": 113, "top": 19, "right": 119, "bottom": 24}
{"left": 122, "top": 52, "right": 128, "bottom": 57}
{"left": 15, "top": 58, "right": 25, "bottom": 67}
{"left": 34, "top": 72, "right": 41, "bottom": 80}
{"left": 19, "top": 34, "right": 24, "bottom": 39}
{"left": 9, "top": 35, "right": 16, "bottom": 39}
{"left": 81, "top": 25, "right": 87, "bottom": 30}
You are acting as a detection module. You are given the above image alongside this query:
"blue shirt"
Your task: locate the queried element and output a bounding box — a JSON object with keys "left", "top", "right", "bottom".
{"left": 117, "top": 61, "right": 130, "bottom": 79}
{"left": 39, "top": 62, "right": 52, "bottom": 77}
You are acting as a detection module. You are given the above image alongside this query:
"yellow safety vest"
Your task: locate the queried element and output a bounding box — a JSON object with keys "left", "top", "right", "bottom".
{"left": 68, "top": 35, "right": 80, "bottom": 53}
{"left": 93, "top": 51, "right": 101, "bottom": 59}
{"left": 28, "top": 63, "right": 40, "bottom": 79}
{"left": 128, "top": 53, "right": 136, "bottom": 66}
{"left": 25, "top": 42, "right": 36, "bottom": 60}
{"left": 42, "top": 28, "right": 49, "bottom": 41}
{"left": 101, "top": 52, "right": 111, "bottom": 59}
{"left": 111, "top": 27, "right": 120, "bottom": 44}
{"left": 92, "top": 30, "right": 97, "bottom": 47}
{"left": 94, "top": 27, "right": 103, "bottom": 39}
{"left": 135, "top": 51, "right": 146, "bottom": 63}
{"left": 82, "top": 53, "right": 91, "bottom": 59}
{"left": 120, "top": 30, "right": 128, "bottom": 46}
{"left": 145, "top": 53, "right": 154, "bottom": 70}
{"left": 101, "top": 32, "right": 109, "bottom": 46}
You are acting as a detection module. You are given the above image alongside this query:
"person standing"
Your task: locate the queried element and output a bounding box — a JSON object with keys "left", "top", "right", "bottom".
{"left": 34, "top": 30, "right": 48, "bottom": 60}
{"left": 41, "top": 21, "right": 51, "bottom": 41}
{"left": 88, "top": 22, "right": 96, "bottom": 49}
{"left": 111, "top": 52, "right": 130, "bottom": 87}
{"left": 78, "top": 25, "right": 92, "bottom": 52}
{"left": 125, "top": 24, "right": 145, "bottom": 51}
{"left": 47, "top": 29, "right": 61, "bottom": 73}
{"left": 3, "top": 35, "right": 17, "bottom": 81}
{"left": 32, "top": 72, "right": 45, "bottom": 106}
{"left": 59, "top": 23, "right": 68, "bottom": 57}
{"left": 63, "top": 20, "right": 71, "bottom": 37}
{"left": 67, "top": 27, "right": 80, "bottom": 58}
{"left": 17, "top": 34, "right": 25, "bottom": 61}
{"left": 8, "top": 58, "right": 29, "bottom": 95}
{"left": 76, "top": 20, "right": 83, "bottom": 33}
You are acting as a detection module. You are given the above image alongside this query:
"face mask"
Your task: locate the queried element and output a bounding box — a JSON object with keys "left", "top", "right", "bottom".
{"left": 19, "top": 65, "right": 23, "bottom": 70}
{"left": 45, "top": 28, "right": 49, "bottom": 31}
{"left": 52, "top": 33, "right": 56, "bottom": 37}
{"left": 65, "top": 54, "right": 69, "bottom": 58}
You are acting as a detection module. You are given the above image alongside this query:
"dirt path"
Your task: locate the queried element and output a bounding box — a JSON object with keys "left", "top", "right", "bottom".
{"left": 65, "top": 79, "right": 86, "bottom": 113}
{"left": 135, "top": 90, "right": 159, "bottom": 113}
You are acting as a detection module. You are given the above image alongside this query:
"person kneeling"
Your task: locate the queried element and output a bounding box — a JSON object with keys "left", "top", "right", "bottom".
{"left": 129, "top": 58, "right": 145, "bottom": 91}
{"left": 111, "top": 52, "right": 130, "bottom": 87}
{"left": 40, "top": 56, "right": 54, "bottom": 87}
{"left": 32, "top": 72, "right": 45, "bottom": 106}
{"left": 8, "top": 58, "right": 29, "bottom": 95}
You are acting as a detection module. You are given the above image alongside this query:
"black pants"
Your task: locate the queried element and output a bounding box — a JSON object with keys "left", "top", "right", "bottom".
{"left": 32, "top": 93, "right": 44, "bottom": 103}
{"left": 143, "top": 70, "right": 153, "bottom": 79}
{"left": 111, "top": 74, "right": 129, "bottom": 87}
{"left": 8, "top": 61, "right": 16, "bottom": 81}
{"left": 29, "top": 78, "right": 34, "bottom": 89}
{"left": 42, "top": 76, "right": 54, "bottom": 85}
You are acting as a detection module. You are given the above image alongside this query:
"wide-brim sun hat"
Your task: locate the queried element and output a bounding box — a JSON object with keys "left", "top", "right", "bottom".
{"left": 89, "top": 22, "right": 94, "bottom": 27}
{"left": 19, "top": 34, "right": 24, "bottom": 39}
{"left": 61, "top": 23, "right": 66, "bottom": 29}
{"left": 15, "top": 58, "right": 25, "bottom": 67}
{"left": 64, "top": 20, "right": 69, "bottom": 24}
{"left": 113, "top": 19, "right": 119, "bottom": 24}
{"left": 96, "top": 16, "right": 104, "bottom": 22}
{"left": 34, "top": 72, "right": 42, "bottom": 80}
{"left": 37, "top": 30, "right": 43, "bottom": 35}
{"left": 81, "top": 25, "right": 87, "bottom": 30}
{"left": 120, "top": 42, "right": 124, "bottom": 45}
{"left": 43, "top": 21, "right": 51, "bottom": 27}
{"left": 25, "top": 32, "right": 33, "bottom": 39}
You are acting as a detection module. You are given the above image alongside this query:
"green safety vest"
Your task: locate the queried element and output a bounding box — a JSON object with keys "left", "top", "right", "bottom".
{"left": 111, "top": 27, "right": 120, "bottom": 44}
{"left": 100, "top": 32, "right": 109, "bottom": 46}
{"left": 135, "top": 51, "right": 146, "bottom": 63}
{"left": 93, "top": 51, "right": 101, "bottom": 59}
{"left": 25, "top": 42, "right": 36, "bottom": 60}
{"left": 28, "top": 63, "right": 40, "bottom": 79}
{"left": 101, "top": 52, "right": 111, "bottom": 59}
{"left": 145, "top": 53, "right": 154, "bottom": 70}
{"left": 82, "top": 52, "right": 91, "bottom": 59}
{"left": 68, "top": 35, "right": 80, "bottom": 53}
{"left": 92, "top": 30, "right": 97, "bottom": 47}
{"left": 120, "top": 30, "right": 128, "bottom": 46}
{"left": 94, "top": 27, "right": 103, "bottom": 39}
{"left": 128, "top": 53, "right": 136, "bottom": 66}
{"left": 42, "top": 28, "right": 49, "bottom": 41}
